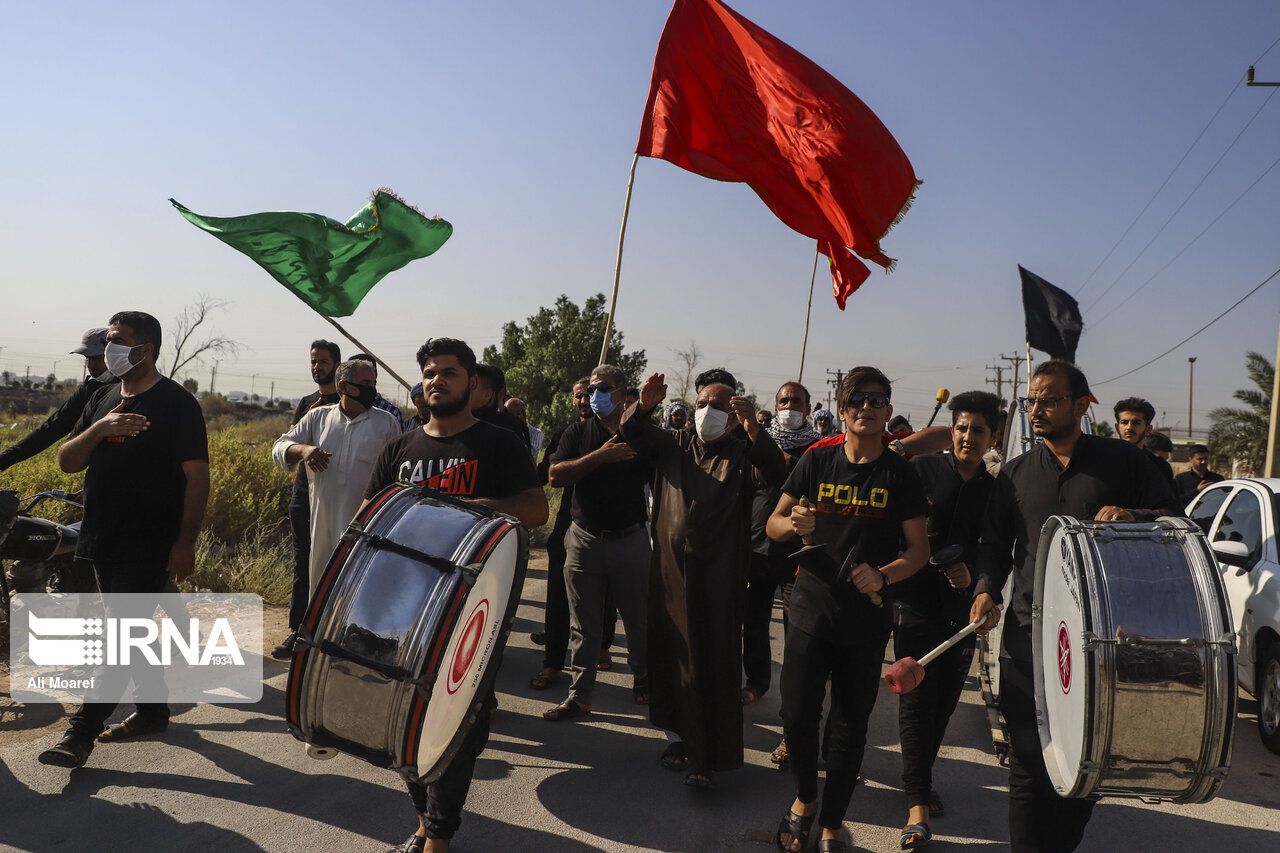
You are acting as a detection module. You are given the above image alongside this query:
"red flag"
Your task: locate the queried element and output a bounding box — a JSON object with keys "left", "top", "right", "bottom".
{"left": 636, "top": 0, "right": 918, "bottom": 305}
{"left": 818, "top": 241, "right": 870, "bottom": 310}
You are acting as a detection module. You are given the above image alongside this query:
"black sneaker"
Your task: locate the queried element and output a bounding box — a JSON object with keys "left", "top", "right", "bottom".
{"left": 530, "top": 632, "right": 547, "bottom": 646}
{"left": 271, "top": 631, "right": 299, "bottom": 660}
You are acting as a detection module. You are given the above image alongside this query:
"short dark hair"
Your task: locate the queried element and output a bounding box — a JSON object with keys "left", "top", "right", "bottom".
{"left": 1187, "top": 443, "right": 1209, "bottom": 455}
{"left": 475, "top": 364, "right": 507, "bottom": 395}
{"left": 592, "top": 364, "right": 626, "bottom": 388}
{"left": 1143, "top": 431, "right": 1173, "bottom": 453}
{"left": 109, "top": 311, "right": 162, "bottom": 351}
{"left": 1032, "top": 359, "right": 1089, "bottom": 399}
{"left": 310, "top": 339, "right": 341, "bottom": 362}
{"left": 415, "top": 338, "right": 477, "bottom": 375}
{"left": 887, "top": 415, "right": 912, "bottom": 432}
{"left": 777, "top": 381, "right": 811, "bottom": 407}
{"left": 948, "top": 390, "right": 1001, "bottom": 431}
{"left": 695, "top": 368, "right": 736, "bottom": 392}
{"left": 836, "top": 366, "right": 892, "bottom": 411}
{"left": 1113, "top": 396, "right": 1155, "bottom": 424}
{"left": 350, "top": 353, "right": 377, "bottom": 368}
{"left": 573, "top": 376, "right": 591, "bottom": 388}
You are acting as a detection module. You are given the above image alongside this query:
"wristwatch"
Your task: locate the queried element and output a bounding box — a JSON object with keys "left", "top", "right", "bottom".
{"left": 878, "top": 568, "right": 891, "bottom": 590}
{"left": 890, "top": 439, "right": 906, "bottom": 455}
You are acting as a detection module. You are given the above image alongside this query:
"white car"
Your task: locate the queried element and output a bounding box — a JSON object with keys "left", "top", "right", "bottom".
{"left": 1185, "top": 478, "right": 1280, "bottom": 754}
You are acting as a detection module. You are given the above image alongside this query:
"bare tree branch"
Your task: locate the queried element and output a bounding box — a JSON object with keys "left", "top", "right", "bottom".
{"left": 166, "top": 295, "right": 242, "bottom": 378}
{"left": 669, "top": 339, "right": 702, "bottom": 406}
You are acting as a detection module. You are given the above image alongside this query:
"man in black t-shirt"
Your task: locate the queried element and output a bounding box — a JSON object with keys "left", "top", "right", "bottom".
{"left": 542, "top": 364, "right": 653, "bottom": 722}
{"left": 362, "top": 338, "right": 546, "bottom": 853}
{"left": 38, "top": 311, "right": 209, "bottom": 771}
{"left": 272, "top": 339, "right": 342, "bottom": 659}
{"left": 1174, "top": 443, "right": 1225, "bottom": 506}
{"left": 973, "top": 361, "right": 1180, "bottom": 853}
{"left": 767, "top": 366, "right": 929, "bottom": 853}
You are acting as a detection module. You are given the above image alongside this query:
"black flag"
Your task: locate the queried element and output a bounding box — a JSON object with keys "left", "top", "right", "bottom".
{"left": 1019, "top": 266, "right": 1083, "bottom": 362}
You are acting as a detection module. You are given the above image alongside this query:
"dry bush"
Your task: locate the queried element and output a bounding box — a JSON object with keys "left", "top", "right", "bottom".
{"left": 188, "top": 527, "right": 292, "bottom": 605}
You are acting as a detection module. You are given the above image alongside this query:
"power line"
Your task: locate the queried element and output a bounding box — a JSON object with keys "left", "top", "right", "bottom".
{"left": 1088, "top": 149, "right": 1280, "bottom": 330}
{"left": 1093, "top": 265, "right": 1280, "bottom": 386}
{"left": 1076, "top": 75, "right": 1244, "bottom": 296}
{"left": 1083, "top": 86, "right": 1279, "bottom": 317}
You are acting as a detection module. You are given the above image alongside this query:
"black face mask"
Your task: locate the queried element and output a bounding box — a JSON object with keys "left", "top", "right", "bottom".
{"left": 345, "top": 382, "right": 378, "bottom": 410}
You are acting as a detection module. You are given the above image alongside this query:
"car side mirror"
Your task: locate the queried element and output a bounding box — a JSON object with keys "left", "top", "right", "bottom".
{"left": 1212, "top": 539, "right": 1252, "bottom": 568}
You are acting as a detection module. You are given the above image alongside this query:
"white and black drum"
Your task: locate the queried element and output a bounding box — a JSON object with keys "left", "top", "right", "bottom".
{"left": 286, "top": 485, "right": 528, "bottom": 783}
{"left": 1033, "top": 515, "right": 1235, "bottom": 803}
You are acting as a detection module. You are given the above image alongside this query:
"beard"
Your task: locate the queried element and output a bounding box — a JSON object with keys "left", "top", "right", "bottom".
{"left": 427, "top": 384, "right": 471, "bottom": 418}
{"left": 313, "top": 368, "right": 335, "bottom": 386}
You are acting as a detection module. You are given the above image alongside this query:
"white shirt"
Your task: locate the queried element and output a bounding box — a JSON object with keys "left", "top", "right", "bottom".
{"left": 527, "top": 423, "right": 544, "bottom": 460}
{"left": 272, "top": 403, "right": 402, "bottom": 592}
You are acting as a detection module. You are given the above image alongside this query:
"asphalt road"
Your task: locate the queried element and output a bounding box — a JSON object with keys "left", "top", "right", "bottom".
{"left": 3, "top": 551, "right": 1279, "bottom": 852}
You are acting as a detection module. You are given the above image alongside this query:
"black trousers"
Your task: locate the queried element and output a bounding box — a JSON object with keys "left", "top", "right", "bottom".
{"left": 894, "top": 621, "right": 975, "bottom": 807}
{"left": 541, "top": 516, "right": 616, "bottom": 671}
{"left": 287, "top": 488, "right": 310, "bottom": 630}
{"left": 405, "top": 690, "right": 494, "bottom": 839}
{"left": 1001, "top": 656, "right": 1096, "bottom": 852}
{"left": 742, "top": 551, "right": 794, "bottom": 693}
{"left": 781, "top": 626, "right": 887, "bottom": 830}
{"left": 66, "top": 560, "right": 171, "bottom": 742}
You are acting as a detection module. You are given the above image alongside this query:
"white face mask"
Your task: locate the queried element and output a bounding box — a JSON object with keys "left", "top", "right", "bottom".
{"left": 104, "top": 342, "right": 141, "bottom": 378}
{"left": 775, "top": 409, "right": 805, "bottom": 430}
{"left": 694, "top": 406, "right": 730, "bottom": 443}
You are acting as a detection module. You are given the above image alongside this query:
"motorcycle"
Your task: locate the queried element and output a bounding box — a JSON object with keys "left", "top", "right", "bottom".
{"left": 0, "top": 489, "right": 97, "bottom": 623}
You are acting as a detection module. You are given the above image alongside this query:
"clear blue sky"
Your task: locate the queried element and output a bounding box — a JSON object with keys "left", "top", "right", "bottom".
{"left": 2, "top": 1, "right": 1277, "bottom": 433}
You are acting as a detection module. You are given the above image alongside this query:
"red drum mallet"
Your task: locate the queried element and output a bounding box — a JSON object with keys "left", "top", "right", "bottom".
{"left": 884, "top": 619, "right": 983, "bottom": 694}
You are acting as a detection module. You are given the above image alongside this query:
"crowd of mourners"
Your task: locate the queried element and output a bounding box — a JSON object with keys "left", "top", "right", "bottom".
{"left": 11, "top": 319, "right": 1216, "bottom": 853}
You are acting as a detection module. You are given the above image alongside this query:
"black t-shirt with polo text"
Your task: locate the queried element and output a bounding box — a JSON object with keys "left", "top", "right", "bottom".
{"left": 72, "top": 377, "right": 209, "bottom": 564}
{"left": 363, "top": 420, "right": 538, "bottom": 501}
{"left": 781, "top": 442, "right": 928, "bottom": 643}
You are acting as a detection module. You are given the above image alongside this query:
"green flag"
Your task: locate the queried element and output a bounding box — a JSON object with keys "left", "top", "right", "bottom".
{"left": 171, "top": 190, "right": 452, "bottom": 317}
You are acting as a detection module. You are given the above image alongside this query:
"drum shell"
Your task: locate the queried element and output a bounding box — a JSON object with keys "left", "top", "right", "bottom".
{"left": 285, "top": 485, "right": 528, "bottom": 783}
{"left": 1032, "top": 515, "right": 1235, "bottom": 803}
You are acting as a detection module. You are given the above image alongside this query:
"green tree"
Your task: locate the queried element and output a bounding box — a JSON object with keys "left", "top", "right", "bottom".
{"left": 1208, "top": 350, "right": 1274, "bottom": 475}
{"left": 483, "top": 294, "right": 646, "bottom": 430}
{"left": 1092, "top": 420, "right": 1114, "bottom": 438}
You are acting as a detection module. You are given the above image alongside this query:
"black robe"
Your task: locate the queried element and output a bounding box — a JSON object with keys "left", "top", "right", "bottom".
{"left": 621, "top": 410, "right": 787, "bottom": 771}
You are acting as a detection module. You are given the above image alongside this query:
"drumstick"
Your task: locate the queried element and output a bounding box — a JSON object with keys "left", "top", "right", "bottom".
{"left": 883, "top": 619, "right": 983, "bottom": 694}
{"left": 798, "top": 496, "right": 813, "bottom": 545}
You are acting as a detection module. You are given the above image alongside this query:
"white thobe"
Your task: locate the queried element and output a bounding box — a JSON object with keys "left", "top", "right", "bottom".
{"left": 272, "top": 404, "right": 402, "bottom": 593}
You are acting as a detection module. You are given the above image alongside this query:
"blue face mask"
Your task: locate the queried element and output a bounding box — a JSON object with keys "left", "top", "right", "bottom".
{"left": 590, "top": 389, "right": 617, "bottom": 418}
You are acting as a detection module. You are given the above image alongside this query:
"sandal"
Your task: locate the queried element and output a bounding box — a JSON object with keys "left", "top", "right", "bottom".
{"left": 683, "top": 771, "right": 715, "bottom": 790}
{"left": 98, "top": 711, "right": 168, "bottom": 742}
{"left": 927, "top": 789, "right": 944, "bottom": 818}
{"left": 818, "top": 839, "right": 846, "bottom": 853}
{"left": 900, "top": 822, "right": 932, "bottom": 849}
{"left": 770, "top": 738, "right": 789, "bottom": 766}
{"left": 597, "top": 649, "right": 613, "bottom": 671}
{"left": 529, "top": 668, "right": 561, "bottom": 690}
{"left": 37, "top": 735, "right": 92, "bottom": 769}
{"left": 387, "top": 834, "right": 426, "bottom": 853}
{"left": 660, "top": 741, "right": 688, "bottom": 771}
{"left": 542, "top": 699, "right": 591, "bottom": 722}
{"left": 633, "top": 675, "right": 650, "bottom": 705}
{"left": 776, "top": 808, "right": 814, "bottom": 852}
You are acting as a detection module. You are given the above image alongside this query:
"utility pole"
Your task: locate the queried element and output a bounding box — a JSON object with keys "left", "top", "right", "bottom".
{"left": 1188, "top": 357, "right": 1196, "bottom": 438}
{"left": 210, "top": 361, "right": 219, "bottom": 396}
{"left": 251, "top": 374, "right": 257, "bottom": 401}
{"left": 269, "top": 381, "right": 275, "bottom": 407}
{"left": 985, "top": 362, "right": 1006, "bottom": 403}
{"left": 1248, "top": 65, "right": 1280, "bottom": 476}
{"left": 825, "top": 368, "right": 845, "bottom": 411}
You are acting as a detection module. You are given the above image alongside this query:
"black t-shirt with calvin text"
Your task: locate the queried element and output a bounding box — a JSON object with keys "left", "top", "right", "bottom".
{"left": 363, "top": 420, "right": 538, "bottom": 501}
{"left": 72, "top": 377, "right": 209, "bottom": 563}
{"left": 781, "top": 443, "right": 928, "bottom": 643}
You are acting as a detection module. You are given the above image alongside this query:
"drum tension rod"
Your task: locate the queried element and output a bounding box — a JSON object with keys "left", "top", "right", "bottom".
{"left": 1081, "top": 632, "right": 1223, "bottom": 648}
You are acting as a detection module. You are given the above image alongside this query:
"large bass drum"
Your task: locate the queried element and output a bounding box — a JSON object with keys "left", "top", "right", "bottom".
{"left": 286, "top": 485, "right": 528, "bottom": 783}
{"left": 1033, "top": 515, "right": 1234, "bottom": 802}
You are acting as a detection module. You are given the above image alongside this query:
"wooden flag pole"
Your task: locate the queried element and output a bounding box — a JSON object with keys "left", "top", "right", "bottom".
{"left": 599, "top": 153, "right": 640, "bottom": 365}
{"left": 798, "top": 246, "right": 820, "bottom": 383}
{"left": 320, "top": 315, "right": 415, "bottom": 393}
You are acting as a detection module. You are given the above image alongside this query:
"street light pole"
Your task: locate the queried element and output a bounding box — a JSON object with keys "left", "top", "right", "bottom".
{"left": 1188, "top": 356, "right": 1196, "bottom": 438}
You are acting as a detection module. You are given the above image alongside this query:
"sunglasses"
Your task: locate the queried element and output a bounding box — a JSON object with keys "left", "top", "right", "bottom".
{"left": 848, "top": 391, "right": 890, "bottom": 409}
{"left": 587, "top": 382, "right": 617, "bottom": 394}
{"left": 1017, "top": 395, "right": 1073, "bottom": 413}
